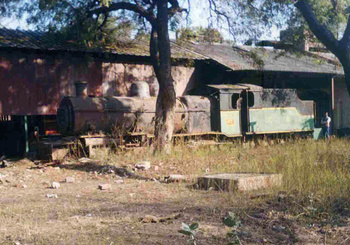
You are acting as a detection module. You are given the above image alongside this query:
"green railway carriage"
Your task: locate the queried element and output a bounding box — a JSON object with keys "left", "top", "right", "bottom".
{"left": 203, "top": 84, "right": 315, "bottom": 137}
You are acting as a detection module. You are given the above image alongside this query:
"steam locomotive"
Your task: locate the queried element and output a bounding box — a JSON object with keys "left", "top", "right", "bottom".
{"left": 56, "top": 81, "right": 314, "bottom": 144}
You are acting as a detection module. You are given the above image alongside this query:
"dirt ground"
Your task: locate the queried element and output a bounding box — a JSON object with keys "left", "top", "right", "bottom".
{"left": 1, "top": 157, "right": 350, "bottom": 245}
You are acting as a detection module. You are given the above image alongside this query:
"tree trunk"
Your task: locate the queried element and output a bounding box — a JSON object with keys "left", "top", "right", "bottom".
{"left": 339, "top": 57, "right": 350, "bottom": 97}
{"left": 153, "top": 0, "right": 176, "bottom": 153}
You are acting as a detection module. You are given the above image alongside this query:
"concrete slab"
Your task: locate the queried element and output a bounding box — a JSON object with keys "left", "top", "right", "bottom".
{"left": 197, "top": 173, "right": 282, "bottom": 192}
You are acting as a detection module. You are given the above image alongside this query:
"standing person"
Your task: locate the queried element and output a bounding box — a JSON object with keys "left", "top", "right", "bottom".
{"left": 321, "top": 112, "right": 331, "bottom": 139}
{"left": 236, "top": 96, "right": 242, "bottom": 110}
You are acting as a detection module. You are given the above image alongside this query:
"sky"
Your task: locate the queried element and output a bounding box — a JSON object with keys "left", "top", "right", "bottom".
{"left": 1, "top": 0, "right": 281, "bottom": 43}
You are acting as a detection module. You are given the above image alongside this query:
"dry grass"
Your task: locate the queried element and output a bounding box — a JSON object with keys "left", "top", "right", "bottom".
{"left": 93, "top": 138, "right": 350, "bottom": 201}
{"left": 1, "top": 138, "right": 350, "bottom": 244}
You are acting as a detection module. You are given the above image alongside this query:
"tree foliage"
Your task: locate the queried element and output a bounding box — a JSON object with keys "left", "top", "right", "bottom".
{"left": 177, "top": 27, "right": 223, "bottom": 43}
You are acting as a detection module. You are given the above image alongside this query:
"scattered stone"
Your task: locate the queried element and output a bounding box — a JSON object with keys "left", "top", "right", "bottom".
{"left": 21, "top": 184, "right": 28, "bottom": 189}
{"left": 51, "top": 182, "right": 60, "bottom": 189}
{"left": 272, "top": 225, "right": 286, "bottom": 232}
{"left": 198, "top": 173, "right": 282, "bottom": 192}
{"left": 141, "top": 215, "right": 159, "bottom": 223}
{"left": 53, "top": 167, "right": 60, "bottom": 170}
{"left": 79, "top": 157, "right": 93, "bottom": 163}
{"left": 114, "top": 179, "right": 124, "bottom": 184}
{"left": 135, "top": 161, "right": 151, "bottom": 170}
{"left": 1, "top": 159, "right": 10, "bottom": 168}
{"left": 65, "top": 177, "right": 75, "bottom": 183}
{"left": 165, "top": 174, "right": 187, "bottom": 183}
{"left": 154, "top": 166, "right": 159, "bottom": 171}
{"left": 98, "top": 184, "right": 112, "bottom": 190}
{"left": 46, "top": 194, "right": 58, "bottom": 198}
{"left": 158, "top": 213, "right": 181, "bottom": 222}
{"left": 0, "top": 173, "right": 6, "bottom": 178}
{"left": 141, "top": 213, "right": 181, "bottom": 223}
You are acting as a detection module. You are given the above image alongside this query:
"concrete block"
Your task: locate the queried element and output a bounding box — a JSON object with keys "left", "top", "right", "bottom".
{"left": 197, "top": 173, "right": 282, "bottom": 192}
{"left": 52, "top": 148, "right": 68, "bottom": 161}
{"left": 65, "top": 177, "right": 75, "bottom": 183}
{"left": 135, "top": 161, "right": 151, "bottom": 170}
{"left": 51, "top": 182, "right": 60, "bottom": 189}
{"left": 165, "top": 174, "right": 187, "bottom": 183}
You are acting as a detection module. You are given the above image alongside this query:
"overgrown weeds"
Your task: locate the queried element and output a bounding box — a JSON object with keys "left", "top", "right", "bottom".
{"left": 91, "top": 138, "right": 350, "bottom": 222}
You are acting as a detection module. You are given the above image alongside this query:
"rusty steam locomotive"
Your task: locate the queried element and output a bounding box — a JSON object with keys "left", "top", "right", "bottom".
{"left": 56, "top": 81, "right": 314, "bottom": 145}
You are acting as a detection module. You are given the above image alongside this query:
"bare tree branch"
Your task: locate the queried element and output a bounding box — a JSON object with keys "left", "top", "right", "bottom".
{"left": 208, "top": 0, "right": 236, "bottom": 41}
{"left": 89, "top": 1, "right": 156, "bottom": 25}
{"left": 341, "top": 15, "right": 350, "bottom": 45}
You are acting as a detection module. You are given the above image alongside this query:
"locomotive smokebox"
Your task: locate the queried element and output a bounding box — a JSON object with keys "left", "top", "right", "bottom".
{"left": 74, "top": 81, "right": 88, "bottom": 98}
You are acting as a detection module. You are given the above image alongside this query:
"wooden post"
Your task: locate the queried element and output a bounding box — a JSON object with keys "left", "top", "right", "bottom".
{"left": 24, "top": 115, "right": 29, "bottom": 154}
{"left": 331, "top": 77, "right": 335, "bottom": 135}
{"left": 331, "top": 77, "right": 335, "bottom": 110}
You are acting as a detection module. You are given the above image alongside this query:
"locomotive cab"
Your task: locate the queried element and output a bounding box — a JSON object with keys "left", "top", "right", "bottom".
{"left": 204, "top": 84, "right": 258, "bottom": 136}
{"left": 203, "top": 84, "right": 315, "bottom": 137}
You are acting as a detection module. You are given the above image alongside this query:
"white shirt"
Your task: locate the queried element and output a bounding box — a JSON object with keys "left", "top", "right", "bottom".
{"left": 322, "top": 116, "right": 331, "bottom": 127}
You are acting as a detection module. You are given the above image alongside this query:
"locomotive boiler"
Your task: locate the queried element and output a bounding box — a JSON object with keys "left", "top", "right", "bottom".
{"left": 57, "top": 81, "right": 211, "bottom": 136}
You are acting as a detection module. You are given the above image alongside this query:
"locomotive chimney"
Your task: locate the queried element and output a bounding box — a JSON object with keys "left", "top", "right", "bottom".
{"left": 130, "top": 81, "right": 150, "bottom": 98}
{"left": 74, "top": 81, "right": 88, "bottom": 98}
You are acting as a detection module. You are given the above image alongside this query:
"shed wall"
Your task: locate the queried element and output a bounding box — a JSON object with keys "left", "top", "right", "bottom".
{"left": 0, "top": 50, "right": 196, "bottom": 116}
{"left": 102, "top": 63, "right": 195, "bottom": 97}
{"left": 334, "top": 77, "right": 350, "bottom": 130}
{"left": 0, "top": 51, "right": 102, "bottom": 116}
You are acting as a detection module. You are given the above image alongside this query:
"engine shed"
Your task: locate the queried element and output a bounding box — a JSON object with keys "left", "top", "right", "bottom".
{"left": 0, "top": 28, "right": 347, "bottom": 157}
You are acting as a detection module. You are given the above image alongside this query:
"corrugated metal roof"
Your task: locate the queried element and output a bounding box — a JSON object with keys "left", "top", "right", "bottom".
{"left": 0, "top": 28, "right": 206, "bottom": 60}
{"left": 0, "top": 28, "right": 344, "bottom": 75}
{"left": 180, "top": 42, "right": 344, "bottom": 75}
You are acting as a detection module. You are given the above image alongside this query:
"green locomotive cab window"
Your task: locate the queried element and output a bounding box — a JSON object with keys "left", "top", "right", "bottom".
{"left": 231, "top": 93, "right": 240, "bottom": 109}
{"left": 248, "top": 92, "right": 254, "bottom": 107}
